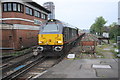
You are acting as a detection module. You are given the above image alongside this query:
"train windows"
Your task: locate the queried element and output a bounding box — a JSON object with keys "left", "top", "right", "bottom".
{"left": 42, "top": 24, "right": 59, "bottom": 32}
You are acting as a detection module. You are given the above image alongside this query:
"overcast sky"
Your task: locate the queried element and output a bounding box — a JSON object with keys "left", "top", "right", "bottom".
{"left": 33, "top": 0, "right": 119, "bottom": 29}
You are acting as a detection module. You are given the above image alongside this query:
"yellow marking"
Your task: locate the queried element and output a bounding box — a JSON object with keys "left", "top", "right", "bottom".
{"left": 38, "top": 34, "right": 63, "bottom": 45}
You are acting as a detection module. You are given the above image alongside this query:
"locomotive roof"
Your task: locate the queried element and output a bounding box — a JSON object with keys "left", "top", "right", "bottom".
{"left": 47, "top": 19, "right": 77, "bottom": 29}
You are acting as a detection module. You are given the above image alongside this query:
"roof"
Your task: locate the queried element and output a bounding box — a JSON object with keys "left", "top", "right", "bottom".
{"left": 27, "top": 2, "right": 51, "bottom": 13}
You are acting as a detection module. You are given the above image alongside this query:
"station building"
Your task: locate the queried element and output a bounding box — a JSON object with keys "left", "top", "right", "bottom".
{"left": 0, "top": 0, "right": 51, "bottom": 52}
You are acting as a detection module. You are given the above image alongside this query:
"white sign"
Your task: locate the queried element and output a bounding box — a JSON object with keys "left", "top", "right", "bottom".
{"left": 92, "top": 64, "right": 111, "bottom": 69}
{"left": 103, "top": 32, "right": 109, "bottom": 38}
{"left": 67, "top": 54, "right": 75, "bottom": 59}
{"left": 114, "top": 49, "right": 119, "bottom": 52}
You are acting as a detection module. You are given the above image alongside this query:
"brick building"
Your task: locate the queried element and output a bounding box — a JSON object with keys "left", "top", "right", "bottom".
{"left": 0, "top": 0, "right": 51, "bottom": 52}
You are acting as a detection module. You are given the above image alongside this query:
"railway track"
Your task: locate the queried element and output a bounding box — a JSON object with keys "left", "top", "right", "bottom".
{"left": 2, "top": 52, "right": 67, "bottom": 80}
{"left": 1, "top": 48, "right": 68, "bottom": 80}
{"left": 18, "top": 52, "right": 67, "bottom": 80}
{"left": 1, "top": 34, "right": 83, "bottom": 80}
{"left": 1, "top": 52, "right": 33, "bottom": 71}
{"left": 2, "top": 53, "right": 29, "bottom": 64}
{"left": 2, "top": 54, "right": 43, "bottom": 80}
{"left": 1, "top": 48, "right": 37, "bottom": 79}
{"left": 2, "top": 46, "right": 37, "bottom": 64}
{"left": 1, "top": 56, "right": 13, "bottom": 62}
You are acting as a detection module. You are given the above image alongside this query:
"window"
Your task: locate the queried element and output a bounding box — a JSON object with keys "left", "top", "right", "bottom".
{"left": 42, "top": 24, "right": 59, "bottom": 32}
{"left": 26, "top": 6, "right": 33, "bottom": 16}
{"left": 8, "top": 3, "right": 12, "bottom": 11}
{"left": 3, "top": 3, "right": 7, "bottom": 11}
{"left": 44, "top": 14, "right": 47, "bottom": 20}
{"left": 43, "top": 14, "right": 45, "bottom": 19}
{"left": 18, "top": 4, "right": 20, "bottom": 12}
{"left": 34, "top": 10, "right": 37, "bottom": 17}
{"left": 34, "top": 10, "right": 40, "bottom": 18}
{"left": 41, "top": 13, "right": 44, "bottom": 19}
{"left": 30, "top": 9, "right": 33, "bottom": 15}
{"left": 3, "top": 2, "right": 24, "bottom": 12}
{"left": 41, "top": 14, "right": 47, "bottom": 20}
{"left": 26, "top": 7, "right": 29, "bottom": 14}
{"left": 37, "top": 12, "right": 40, "bottom": 17}
{"left": 39, "top": 12, "right": 41, "bottom": 18}
{"left": 13, "top": 3, "right": 17, "bottom": 11}
{"left": 21, "top": 5, "right": 23, "bottom": 12}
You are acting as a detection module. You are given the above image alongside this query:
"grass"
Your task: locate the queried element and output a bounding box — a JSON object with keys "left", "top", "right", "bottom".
{"left": 95, "top": 43, "right": 119, "bottom": 58}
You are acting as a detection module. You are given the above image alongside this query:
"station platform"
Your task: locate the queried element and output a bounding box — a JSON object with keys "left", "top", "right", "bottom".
{"left": 38, "top": 59, "right": 119, "bottom": 79}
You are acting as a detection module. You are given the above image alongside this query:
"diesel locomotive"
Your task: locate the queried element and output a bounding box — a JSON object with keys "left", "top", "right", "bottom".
{"left": 33, "top": 19, "right": 84, "bottom": 56}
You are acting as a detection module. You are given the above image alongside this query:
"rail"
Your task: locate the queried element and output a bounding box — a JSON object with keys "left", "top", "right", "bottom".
{"left": 2, "top": 55, "right": 46, "bottom": 80}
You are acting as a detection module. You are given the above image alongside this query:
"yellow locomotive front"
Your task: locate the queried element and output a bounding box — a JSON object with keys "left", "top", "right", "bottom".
{"left": 37, "top": 19, "right": 64, "bottom": 52}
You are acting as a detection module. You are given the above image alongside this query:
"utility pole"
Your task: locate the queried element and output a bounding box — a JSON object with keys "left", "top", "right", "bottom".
{"left": 0, "top": 1, "right": 2, "bottom": 80}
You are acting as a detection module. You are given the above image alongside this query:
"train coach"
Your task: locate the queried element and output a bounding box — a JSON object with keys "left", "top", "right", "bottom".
{"left": 33, "top": 19, "right": 85, "bottom": 56}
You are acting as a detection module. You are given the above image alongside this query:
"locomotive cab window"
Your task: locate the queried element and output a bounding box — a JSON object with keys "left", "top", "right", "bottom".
{"left": 42, "top": 23, "right": 59, "bottom": 32}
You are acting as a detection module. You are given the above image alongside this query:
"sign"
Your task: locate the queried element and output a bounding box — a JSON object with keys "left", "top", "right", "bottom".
{"left": 34, "top": 19, "right": 42, "bottom": 25}
{"left": 67, "top": 54, "right": 75, "bottom": 59}
{"left": 92, "top": 64, "right": 111, "bottom": 69}
{"left": 103, "top": 32, "right": 109, "bottom": 38}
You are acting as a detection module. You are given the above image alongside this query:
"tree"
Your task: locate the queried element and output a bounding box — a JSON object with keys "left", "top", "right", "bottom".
{"left": 90, "top": 23, "right": 96, "bottom": 34}
{"left": 109, "top": 22, "right": 117, "bottom": 27}
{"left": 90, "top": 16, "right": 107, "bottom": 36}
{"left": 109, "top": 22, "right": 120, "bottom": 42}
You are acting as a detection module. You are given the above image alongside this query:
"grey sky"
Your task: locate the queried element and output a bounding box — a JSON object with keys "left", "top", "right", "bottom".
{"left": 33, "top": 0, "right": 119, "bottom": 29}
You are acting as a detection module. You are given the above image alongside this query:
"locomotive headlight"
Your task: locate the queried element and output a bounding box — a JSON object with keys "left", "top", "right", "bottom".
{"left": 39, "top": 41, "right": 43, "bottom": 43}
{"left": 57, "top": 41, "right": 62, "bottom": 43}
